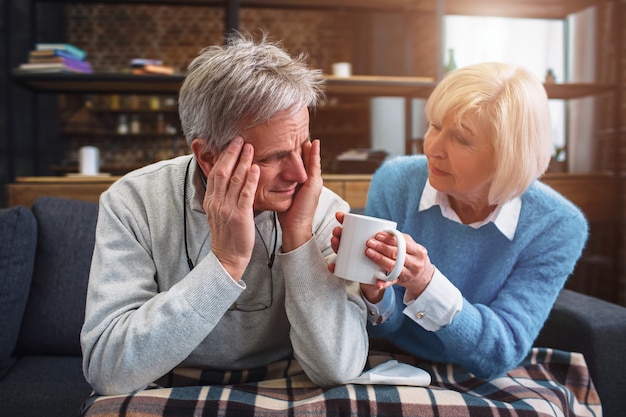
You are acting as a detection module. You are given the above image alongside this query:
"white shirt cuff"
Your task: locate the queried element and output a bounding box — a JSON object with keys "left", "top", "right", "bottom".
{"left": 402, "top": 267, "right": 462, "bottom": 331}
{"left": 362, "top": 288, "right": 395, "bottom": 326}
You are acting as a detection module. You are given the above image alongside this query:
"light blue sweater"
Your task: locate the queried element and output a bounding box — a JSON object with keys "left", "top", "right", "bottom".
{"left": 366, "top": 155, "right": 588, "bottom": 379}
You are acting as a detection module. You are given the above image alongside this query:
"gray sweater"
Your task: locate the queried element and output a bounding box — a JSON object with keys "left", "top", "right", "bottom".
{"left": 80, "top": 155, "right": 368, "bottom": 395}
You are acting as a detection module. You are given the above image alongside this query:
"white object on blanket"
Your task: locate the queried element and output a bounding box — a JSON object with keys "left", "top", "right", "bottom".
{"left": 349, "top": 360, "right": 431, "bottom": 386}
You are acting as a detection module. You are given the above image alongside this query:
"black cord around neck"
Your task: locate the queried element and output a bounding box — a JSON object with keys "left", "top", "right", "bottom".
{"left": 183, "top": 157, "right": 194, "bottom": 271}
{"left": 268, "top": 212, "right": 278, "bottom": 268}
{"left": 183, "top": 157, "right": 278, "bottom": 272}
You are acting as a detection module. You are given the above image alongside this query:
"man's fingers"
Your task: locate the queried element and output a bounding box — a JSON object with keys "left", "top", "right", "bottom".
{"left": 226, "top": 142, "right": 255, "bottom": 204}
{"left": 305, "top": 139, "right": 322, "bottom": 179}
{"left": 238, "top": 164, "right": 260, "bottom": 210}
{"left": 207, "top": 137, "right": 245, "bottom": 199}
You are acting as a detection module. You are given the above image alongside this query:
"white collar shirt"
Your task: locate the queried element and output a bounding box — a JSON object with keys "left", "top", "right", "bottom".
{"left": 419, "top": 180, "right": 521, "bottom": 241}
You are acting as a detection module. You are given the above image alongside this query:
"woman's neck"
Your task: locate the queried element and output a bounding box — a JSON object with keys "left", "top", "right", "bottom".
{"left": 448, "top": 195, "right": 497, "bottom": 224}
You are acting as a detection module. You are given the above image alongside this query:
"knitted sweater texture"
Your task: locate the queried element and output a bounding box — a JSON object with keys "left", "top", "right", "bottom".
{"left": 366, "top": 155, "right": 588, "bottom": 379}
{"left": 81, "top": 155, "right": 368, "bottom": 395}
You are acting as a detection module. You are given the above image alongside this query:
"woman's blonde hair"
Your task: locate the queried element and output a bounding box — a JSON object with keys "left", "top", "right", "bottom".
{"left": 425, "top": 62, "right": 552, "bottom": 204}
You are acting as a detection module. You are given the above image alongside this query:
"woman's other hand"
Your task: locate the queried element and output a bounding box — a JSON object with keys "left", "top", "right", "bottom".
{"left": 365, "top": 232, "right": 435, "bottom": 300}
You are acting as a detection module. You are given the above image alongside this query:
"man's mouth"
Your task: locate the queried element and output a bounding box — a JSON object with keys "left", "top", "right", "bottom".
{"left": 274, "top": 188, "right": 296, "bottom": 196}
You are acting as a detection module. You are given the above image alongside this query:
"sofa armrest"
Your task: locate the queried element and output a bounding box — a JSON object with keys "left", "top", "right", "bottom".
{"left": 535, "top": 288, "right": 626, "bottom": 417}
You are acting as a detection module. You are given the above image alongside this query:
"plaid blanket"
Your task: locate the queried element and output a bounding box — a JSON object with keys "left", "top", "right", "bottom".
{"left": 80, "top": 348, "right": 601, "bottom": 417}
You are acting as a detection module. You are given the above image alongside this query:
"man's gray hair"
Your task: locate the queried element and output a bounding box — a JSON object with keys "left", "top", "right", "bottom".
{"left": 179, "top": 32, "right": 325, "bottom": 153}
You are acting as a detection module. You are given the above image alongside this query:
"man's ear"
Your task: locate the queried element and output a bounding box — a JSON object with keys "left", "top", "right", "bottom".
{"left": 191, "top": 138, "right": 216, "bottom": 177}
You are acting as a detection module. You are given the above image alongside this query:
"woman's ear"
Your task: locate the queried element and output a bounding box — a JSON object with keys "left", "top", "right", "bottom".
{"left": 191, "top": 138, "right": 216, "bottom": 177}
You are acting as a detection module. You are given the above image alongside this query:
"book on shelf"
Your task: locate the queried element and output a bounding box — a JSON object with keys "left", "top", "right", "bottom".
{"left": 34, "top": 43, "right": 87, "bottom": 61}
{"left": 131, "top": 63, "right": 175, "bottom": 75}
{"left": 28, "top": 54, "right": 90, "bottom": 68}
{"left": 16, "top": 60, "right": 94, "bottom": 74}
{"left": 29, "top": 48, "right": 87, "bottom": 62}
{"left": 131, "top": 58, "right": 163, "bottom": 67}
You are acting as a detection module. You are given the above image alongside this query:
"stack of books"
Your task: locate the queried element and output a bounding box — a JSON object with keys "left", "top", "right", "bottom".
{"left": 130, "top": 58, "right": 175, "bottom": 75}
{"left": 16, "top": 43, "right": 93, "bottom": 74}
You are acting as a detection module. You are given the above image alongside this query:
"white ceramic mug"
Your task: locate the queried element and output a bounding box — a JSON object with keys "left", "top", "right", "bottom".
{"left": 334, "top": 213, "right": 406, "bottom": 285}
{"left": 79, "top": 146, "right": 100, "bottom": 175}
{"left": 332, "top": 62, "right": 352, "bottom": 77}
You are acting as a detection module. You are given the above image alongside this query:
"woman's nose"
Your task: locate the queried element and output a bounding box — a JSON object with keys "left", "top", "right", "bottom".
{"left": 424, "top": 131, "right": 444, "bottom": 158}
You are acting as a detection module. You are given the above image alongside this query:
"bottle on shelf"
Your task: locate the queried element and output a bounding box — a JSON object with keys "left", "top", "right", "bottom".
{"left": 117, "top": 114, "right": 129, "bottom": 135}
{"left": 544, "top": 68, "right": 556, "bottom": 84}
{"left": 150, "top": 96, "right": 160, "bottom": 110}
{"left": 445, "top": 48, "right": 457, "bottom": 73}
{"left": 129, "top": 95, "right": 140, "bottom": 110}
{"left": 110, "top": 94, "right": 120, "bottom": 110}
{"left": 156, "top": 113, "right": 165, "bottom": 134}
{"left": 130, "top": 114, "right": 141, "bottom": 134}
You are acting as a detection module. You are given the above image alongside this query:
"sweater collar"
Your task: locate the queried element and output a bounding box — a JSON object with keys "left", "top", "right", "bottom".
{"left": 419, "top": 180, "right": 520, "bottom": 240}
{"left": 188, "top": 156, "right": 207, "bottom": 213}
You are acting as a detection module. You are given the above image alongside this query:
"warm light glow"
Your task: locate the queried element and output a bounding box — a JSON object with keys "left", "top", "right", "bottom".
{"left": 444, "top": 15, "right": 566, "bottom": 151}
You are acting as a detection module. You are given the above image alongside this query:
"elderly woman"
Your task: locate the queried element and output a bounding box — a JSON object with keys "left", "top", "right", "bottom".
{"left": 336, "top": 62, "right": 588, "bottom": 379}
{"left": 81, "top": 33, "right": 368, "bottom": 396}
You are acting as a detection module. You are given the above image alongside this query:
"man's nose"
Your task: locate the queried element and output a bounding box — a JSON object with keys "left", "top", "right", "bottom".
{"left": 283, "top": 153, "right": 308, "bottom": 182}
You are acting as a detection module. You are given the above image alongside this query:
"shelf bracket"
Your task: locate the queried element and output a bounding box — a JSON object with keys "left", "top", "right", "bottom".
{"left": 224, "top": 0, "right": 240, "bottom": 40}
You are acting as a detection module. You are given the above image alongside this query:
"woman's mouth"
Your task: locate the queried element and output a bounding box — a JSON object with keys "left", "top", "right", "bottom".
{"left": 429, "top": 165, "right": 449, "bottom": 177}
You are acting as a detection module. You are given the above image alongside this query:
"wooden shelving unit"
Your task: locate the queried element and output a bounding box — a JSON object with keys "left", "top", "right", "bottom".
{"left": 5, "top": 0, "right": 621, "bottom": 159}
{"left": 3, "top": 0, "right": 623, "bottom": 302}
{"left": 6, "top": 0, "right": 621, "bottom": 174}
{"left": 13, "top": 72, "right": 613, "bottom": 100}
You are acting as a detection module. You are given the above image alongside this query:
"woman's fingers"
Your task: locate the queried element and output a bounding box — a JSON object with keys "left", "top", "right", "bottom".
{"left": 366, "top": 232, "right": 402, "bottom": 262}
{"left": 366, "top": 233, "right": 428, "bottom": 281}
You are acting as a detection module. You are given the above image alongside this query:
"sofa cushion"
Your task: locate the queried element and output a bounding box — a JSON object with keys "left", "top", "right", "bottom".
{"left": 536, "top": 288, "right": 626, "bottom": 417}
{"left": 0, "top": 206, "right": 37, "bottom": 368}
{"left": 0, "top": 355, "right": 92, "bottom": 417}
{"left": 16, "top": 197, "right": 98, "bottom": 356}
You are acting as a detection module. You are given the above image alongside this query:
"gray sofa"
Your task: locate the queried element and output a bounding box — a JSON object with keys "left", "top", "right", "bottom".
{"left": 1, "top": 196, "right": 625, "bottom": 417}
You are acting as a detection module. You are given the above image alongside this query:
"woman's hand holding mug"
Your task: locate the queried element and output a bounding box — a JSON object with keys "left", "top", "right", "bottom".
{"left": 331, "top": 212, "right": 435, "bottom": 304}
